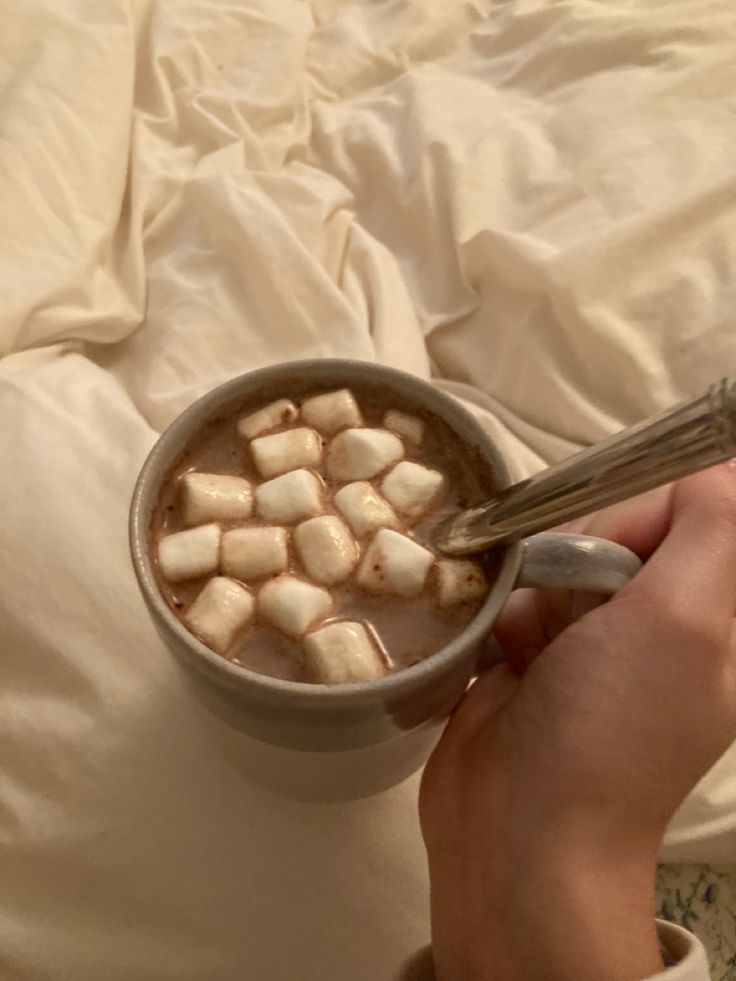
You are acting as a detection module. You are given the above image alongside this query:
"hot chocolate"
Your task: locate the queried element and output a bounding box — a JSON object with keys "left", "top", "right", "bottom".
{"left": 150, "top": 386, "right": 496, "bottom": 684}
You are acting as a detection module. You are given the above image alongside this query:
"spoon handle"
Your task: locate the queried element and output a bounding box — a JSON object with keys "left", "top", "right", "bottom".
{"left": 434, "top": 377, "right": 736, "bottom": 555}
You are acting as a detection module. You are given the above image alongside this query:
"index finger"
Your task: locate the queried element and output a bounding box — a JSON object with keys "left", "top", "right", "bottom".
{"left": 494, "top": 483, "right": 675, "bottom": 671}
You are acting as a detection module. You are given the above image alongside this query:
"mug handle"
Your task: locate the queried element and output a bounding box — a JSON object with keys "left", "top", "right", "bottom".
{"left": 516, "top": 532, "right": 642, "bottom": 594}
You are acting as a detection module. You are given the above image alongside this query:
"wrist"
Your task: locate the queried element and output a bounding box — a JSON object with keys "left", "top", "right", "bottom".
{"left": 502, "top": 841, "right": 662, "bottom": 981}
{"left": 431, "top": 820, "right": 663, "bottom": 981}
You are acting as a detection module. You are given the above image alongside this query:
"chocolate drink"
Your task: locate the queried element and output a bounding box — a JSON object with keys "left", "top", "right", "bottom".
{"left": 150, "top": 385, "right": 497, "bottom": 684}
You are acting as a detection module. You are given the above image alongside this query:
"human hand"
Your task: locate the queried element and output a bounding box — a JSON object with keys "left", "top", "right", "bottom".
{"left": 420, "top": 464, "right": 736, "bottom": 981}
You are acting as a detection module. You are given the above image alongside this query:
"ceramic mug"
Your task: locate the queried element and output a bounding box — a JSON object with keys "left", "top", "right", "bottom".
{"left": 129, "top": 360, "right": 641, "bottom": 800}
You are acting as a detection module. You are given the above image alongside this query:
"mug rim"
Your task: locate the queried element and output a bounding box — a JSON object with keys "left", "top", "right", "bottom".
{"left": 129, "top": 359, "right": 522, "bottom": 705}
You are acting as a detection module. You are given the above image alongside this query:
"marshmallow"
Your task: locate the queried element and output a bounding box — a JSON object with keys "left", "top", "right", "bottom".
{"left": 157, "top": 524, "right": 221, "bottom": 583}
{"left": 356, "top": 528, "right": 434, "bottom": 597}
{"left": 293, "top": 516, "right": 358, "bottom": 585}
{"left": 255, "top": 468, "right": 324, "bottom": 524}
{"left": 185, "top": 576, "right": 254, "bottom": 654}
{"left": 333, "top": 481, "right": 399, "bottom": 538}
{"left": 304, "top": 621, "right": 388, "bottom": 685}
{"left": 326, "top": 428, "right": 404, "bottom": 482}
{"left": 258, "top": 575, "right": 333, "bottom": 638}
{"left": 380, "top": 461, "right": 445, "bottom": 523}
{"left": 383, "top": 409, "right": 424, "bottom": 445}
{"left": 180, "top": 472, "right": 253, "bottom": 527}
{"left": 300, "top": 389, "right": 363, "bottom": 435}
{"left": 221, "top": 526, "right": 288, "bottom": 581}
{"left": 251, "top": 427, "right": 322, "bottom": 480}
{"left": 237, "top": 399, "right": 298, "bottom": 439}
{"left": 434, "top": 559, "right": 489, "bottom": 607}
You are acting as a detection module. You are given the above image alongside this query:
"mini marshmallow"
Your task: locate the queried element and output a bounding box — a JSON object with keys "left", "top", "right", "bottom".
{"left": 380, "top": 461, "right": 445, "bottom": 523}
{"left": 326, "top": 428, "right": 404, "bottom": 482}
{"left": 258, "top": 575, "right": 333, "bottom": 638}
{"left": 237, "top": 399, "right": 298, "bottom": 439}
{"left": 356, "top": 528, "right": 434, "bottom": 597}
{"left": 255, "top": 468, "right": 324, "bottom": 524}
{"left": 221, "top": 526, "right": 288, "bottom": 581}
{"left": 251, "top": 427, "right": 322, "bottom": 480}
{"left": 300, "top": 389, "right": 363, "bottom": 435}
{"left": 157, "top": 524, "right": 221, "bottom": 583}
{"left": 185, "top": 576, "right": 254, "bottom": 654}
{"left": 180, "top": 472, "right": 253, "bottom": 526}
{"left": 434, "top": 559, "right": 488, "bottom": 607}
{"left": 304, "top": 621, "right": 388, "bottom": 685}
{"left": 383, "top": 409, "right": 424, "bottom": 445}
{"left": 293, "top": 516, "right": 358, "bottom": 585}
{"left": 333, "top": 481, "right": 399, "bottom": 538}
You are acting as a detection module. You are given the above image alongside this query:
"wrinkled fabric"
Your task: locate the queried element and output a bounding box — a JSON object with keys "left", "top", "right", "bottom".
{"left": 2, "top": 1, "right": 736, "bottom": 978}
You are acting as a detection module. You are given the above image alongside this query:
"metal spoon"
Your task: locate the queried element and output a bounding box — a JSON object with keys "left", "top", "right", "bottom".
{"left": 432, "top": 376, "right": 736, "bottom": 556}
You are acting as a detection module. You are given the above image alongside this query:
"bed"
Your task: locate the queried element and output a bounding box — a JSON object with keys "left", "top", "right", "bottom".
{"left": 3, "top": 1, "right": 736, "bottom": 978}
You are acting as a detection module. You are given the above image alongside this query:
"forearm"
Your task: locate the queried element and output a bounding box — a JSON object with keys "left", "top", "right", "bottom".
{"left": 402, "top": 920, "right": 709, "bottom": 981}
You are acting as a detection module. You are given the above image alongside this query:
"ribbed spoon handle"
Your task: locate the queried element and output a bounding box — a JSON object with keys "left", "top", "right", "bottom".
{"left": 433, "top": 377, "right": 736, "bottom": 555}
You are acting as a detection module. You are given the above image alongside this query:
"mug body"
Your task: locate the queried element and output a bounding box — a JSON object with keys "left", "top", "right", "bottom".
{"left": 129, "top": 360, "right": 522, "bottom": 792}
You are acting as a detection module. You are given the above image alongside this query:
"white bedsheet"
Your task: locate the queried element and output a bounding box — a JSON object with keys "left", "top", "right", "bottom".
{"left": 2, "top": 2, "right": 736, "bottom": 978}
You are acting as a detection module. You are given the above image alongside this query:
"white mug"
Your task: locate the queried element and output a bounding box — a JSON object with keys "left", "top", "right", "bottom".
{"left": 129, "top": 360, "right": 641, "bottom": 800}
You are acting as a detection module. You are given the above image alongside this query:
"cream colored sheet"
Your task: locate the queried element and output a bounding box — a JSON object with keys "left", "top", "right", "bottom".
{"left": 2, "top": 2, "right": 736, "bottom": 978}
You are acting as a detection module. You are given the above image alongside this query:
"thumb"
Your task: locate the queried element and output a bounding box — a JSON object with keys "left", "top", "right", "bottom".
{"left": 625, "top": 463, "right": 736, "bottom": 624}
